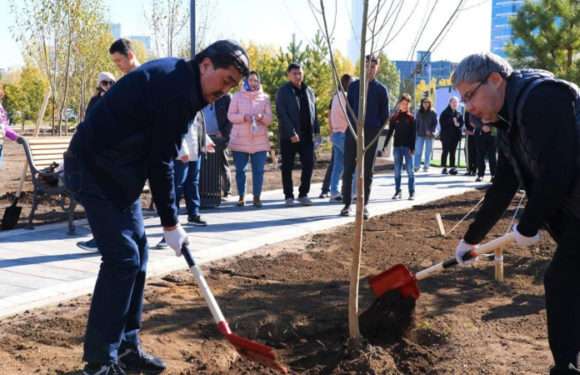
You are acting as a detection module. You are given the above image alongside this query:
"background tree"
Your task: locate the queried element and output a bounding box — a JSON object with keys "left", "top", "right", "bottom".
{"left": 506, "top": 0, "right": 579, "bottom": 83}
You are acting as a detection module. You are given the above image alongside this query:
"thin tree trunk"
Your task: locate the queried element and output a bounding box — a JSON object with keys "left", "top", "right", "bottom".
{"left": 348, "top": 0, "right": 369, "bottom": 341}
{"left": 57, "top": 14, "right": 74, "bottom": 136}
{"left": 35, "top": 89, "right": 51, "bottom": 136}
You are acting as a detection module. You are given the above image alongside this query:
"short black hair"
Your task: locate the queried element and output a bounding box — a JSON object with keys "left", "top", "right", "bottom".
{"left": 287, "top": 63, "right": 302, "bottom": 73}
{"left": 195, "top": 40, "right": 250, "bottom": 78}
{"left": 365, "top": 54, "right": 379, "bottom": 63}
{"left": 340, "top": 74, "right": 352, "bottom": 91}
{"left": 109, "top": 38, "right": 133, "bottom": 56}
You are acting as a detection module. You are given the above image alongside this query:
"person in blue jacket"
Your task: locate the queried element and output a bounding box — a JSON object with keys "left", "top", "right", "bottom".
{"left": 64, "top": 40, "right": 249, "bottom": 375}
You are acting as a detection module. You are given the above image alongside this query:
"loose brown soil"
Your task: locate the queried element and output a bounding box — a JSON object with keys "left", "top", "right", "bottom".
{"left": 0, "top": 189, "right": 554, "bottom": 374}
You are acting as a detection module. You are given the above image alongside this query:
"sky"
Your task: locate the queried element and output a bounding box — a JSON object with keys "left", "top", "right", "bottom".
{"left": 0, "top": 0, "right": 492, "bottom": 70}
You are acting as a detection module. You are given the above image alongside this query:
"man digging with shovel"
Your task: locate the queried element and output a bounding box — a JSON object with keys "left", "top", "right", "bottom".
{"left": 64, "top": 40, "right": 249, "bottom": 375}
{"left": 452, "top": 52, "right": 580, "bottom": 375}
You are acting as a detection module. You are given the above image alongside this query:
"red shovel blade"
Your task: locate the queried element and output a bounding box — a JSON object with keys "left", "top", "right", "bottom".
{"left": 218, "top": 322, "right": 288, "bottom": 374}
{"left": 368, "top": 264, "right": 420, "bottom": 300}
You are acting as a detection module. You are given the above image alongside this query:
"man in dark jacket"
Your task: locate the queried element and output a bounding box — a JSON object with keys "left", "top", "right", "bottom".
{"left": 439, "top": 97, "right": 464, "bottom": 175}
{"left": 276, "top": 62, "right": 320, "bottom": 206}
{"left": 340, "top": 55, "right": 389, "bottom": 219}
{"left": 452, "top": 52, "right": 580, "bottom": 375}
{"left": 64, "top": 40, "right": 249, "bottom": 375}
{"left": 463, "top": 111, "right": 478, "bottom": 176}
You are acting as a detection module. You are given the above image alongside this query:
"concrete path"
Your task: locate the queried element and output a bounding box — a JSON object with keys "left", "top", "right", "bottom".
{"left": 0, "top": 168, "right": 486, "bottom": 319}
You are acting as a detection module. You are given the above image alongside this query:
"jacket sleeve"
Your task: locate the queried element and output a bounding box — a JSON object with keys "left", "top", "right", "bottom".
{"left": 312, "top": 91, "right": 320, "bottom": 135}
{"left": 410, "top": 118, "right": 416, "bottom": 152}
{"left": 262, "top": 96, "right": 273, "bottom": 126}
{"left": 218, "top": 95, "right": 232, "bottom": 143}
{"left": 463, "top": 151, "right": 520, "bottom": 244}
{"left": 227, "top": 94, "right": 245, "bottom": 124}
{"left": 516, "top": 84, "right": 577, "bottom": 236}
{"left": 430, "top": 112, "right": 438, "bottom": 133}
{"left": 148, "top": 100, "right": 189, "bottom": 228}
{"left": 275, "top": 87, "right": 297, "bottom": 139}
{"left": 379, "top": 85, "right": 389, "bottom": 127}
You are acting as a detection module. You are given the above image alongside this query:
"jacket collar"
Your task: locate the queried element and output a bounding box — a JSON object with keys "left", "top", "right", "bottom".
{"left": 188, "top": 61, "right": 208, "bottom": 112}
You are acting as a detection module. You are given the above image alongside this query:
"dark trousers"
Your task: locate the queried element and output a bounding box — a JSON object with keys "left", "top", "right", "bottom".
{"left": 174, "top": 158, "right": 201, "bottom": 217}
{"left": 280, "top": 139, "right": 314, "bottom": 199}
{"left": 476, "top": 133, "right": 497, "bottom": 177}
{"left": 342, "top": 126, "right": 380, "bottom": 207}
{"left": 544, "top": 216, "right": 580, "bottom": 373}
{"left": 217, "top": 145, "right": 231, "bottom": 195}
{"left": 441, "top": 136, "right": 460, "bottom": 168}
{"left": 74, "top": 173, "right": 147, "bottom": 364}
{"left": 320, "top": 149, "right": 334, "bottom": 194}
{"left": 466, "top": 135, "right": 477, "bottom": 173}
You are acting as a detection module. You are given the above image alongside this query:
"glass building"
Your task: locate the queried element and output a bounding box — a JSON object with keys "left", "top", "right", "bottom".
{"left": 490, "top": 0, "right": 525, "bottom": 57}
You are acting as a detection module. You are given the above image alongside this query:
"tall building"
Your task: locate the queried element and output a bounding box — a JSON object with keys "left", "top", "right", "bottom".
{"left": 109, "top": 23, "right": 121, "bottom": 40}
{"left": 490, "top": 0, "right": 525, "bottom": 57}
{"left": 393, "top": 51, "right": 457, "bottom": 92}
{"left": 128, "top": 35, "right": 152, "bottom": 52}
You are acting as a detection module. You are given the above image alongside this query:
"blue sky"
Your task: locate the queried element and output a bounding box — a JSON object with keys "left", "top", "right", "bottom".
{"left": 0, "top": 0, "right": 492, "bottom": 69}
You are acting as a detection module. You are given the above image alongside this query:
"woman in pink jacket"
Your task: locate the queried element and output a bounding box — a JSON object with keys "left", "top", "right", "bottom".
{"left": 227, "top": 71, "right": 273, "bottom": 207}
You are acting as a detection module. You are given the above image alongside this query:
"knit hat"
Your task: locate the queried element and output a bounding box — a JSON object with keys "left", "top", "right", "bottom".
{"left": 97, "top": 71, "right": 116, "bottom": 86}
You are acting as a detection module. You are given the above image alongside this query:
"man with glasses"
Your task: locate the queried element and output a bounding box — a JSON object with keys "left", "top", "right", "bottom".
{"left": 452, "top": 52, "right": 580, "bottom": 375}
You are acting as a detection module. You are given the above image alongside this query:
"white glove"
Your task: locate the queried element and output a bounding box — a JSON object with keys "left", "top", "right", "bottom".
{"left": 164, "top": 224, "right": 188, "bottom": 256}
{"left": 512, "top": 224, "right": 540, "bottom": 247}
{"left": 455, "top": 240, "right": 479, "bottom": 266}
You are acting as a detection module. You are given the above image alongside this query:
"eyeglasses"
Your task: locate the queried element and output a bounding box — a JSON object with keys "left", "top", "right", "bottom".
{"left": 461, "top": 76, "right": 489, "bottom": 105}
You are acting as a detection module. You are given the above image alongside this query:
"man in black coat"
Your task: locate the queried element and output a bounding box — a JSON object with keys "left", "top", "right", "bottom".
{"left": 275, "top": 62, "right": 320, "bottom": 206}
{"left": 65, "top": 40, "right": 249, "bottom": 375}
{"left": 452, "top": 52, "right": 580, "bottom": 375}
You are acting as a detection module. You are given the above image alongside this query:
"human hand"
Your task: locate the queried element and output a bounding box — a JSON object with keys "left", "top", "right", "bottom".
{"left": 455, "top": 240, "right": 479, "bottom": 266}
{"left": 290, "top": 135, "right": 300, "bottom": 143}
{"left": 163, "top": 224, "right": 188, "bottom": 256}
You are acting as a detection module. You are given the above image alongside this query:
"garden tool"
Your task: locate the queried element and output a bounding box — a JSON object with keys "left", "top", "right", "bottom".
{"left": 182, "top": 244, "right": 288, "bottom": 374}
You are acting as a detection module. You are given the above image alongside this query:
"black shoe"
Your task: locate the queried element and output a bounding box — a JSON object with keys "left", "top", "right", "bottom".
{"left": 83, "top": 362, "right": 126, "bottom": 375}
{"left": 475, "top": 176, "right": 483, "bottom": 182}
{"left": 408, "top": 192, "right": 415, "bottom": 200}
{"left": 77, "top": 238, "right": 98, "bottom": 252}
{"left": 319, "top": 192, "right": 330, "bottom": 199}
{"left": 363, "top": 207, "right": 369, "bottom": 220}
{"left": 449, "top": 168, "right": 458, "bottom": 175}
{"left": 339, "top": 206, "right": 351, "bottom": 216}
{"left": 188, "top": 215, "right": 207, "bottom": 226}
{"left": 154, "top": 238, "right": 168, "bottom": 249}
{"left": 441, "top": 168, "right": 448, "bottom": 175}
{"left": 118, "top": 348, "right": 166, "bottom": 374}
{"left": 392, "top": 191, "right": 401, "bottom": 200}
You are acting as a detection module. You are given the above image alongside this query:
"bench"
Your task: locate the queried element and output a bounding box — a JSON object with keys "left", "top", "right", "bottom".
{"left": 17, "top": 136, "right": 77, "bottom": 234}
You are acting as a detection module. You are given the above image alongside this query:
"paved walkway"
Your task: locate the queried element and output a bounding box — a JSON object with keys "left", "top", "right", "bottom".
{"left": 0, "top": 167, "right": 486, "bottom": 319}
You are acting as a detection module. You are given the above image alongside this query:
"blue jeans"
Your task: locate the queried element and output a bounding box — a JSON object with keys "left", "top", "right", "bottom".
{"left": 232, "top": 151, "right": 267, "bottom": 197}
{"left": 414, "top": 136, "right": 433, "bottom": 170}
{"left": 174, "top": 158, "right": 201, "bottom": 217}
{"left": 329, "top": 132, "right": 346, "bottom": 196}
{"left": 65, "top": 163, "right": 147, "bottom": 364}
{"left": 394, "top": 147, "right": 415, "bottom": 194}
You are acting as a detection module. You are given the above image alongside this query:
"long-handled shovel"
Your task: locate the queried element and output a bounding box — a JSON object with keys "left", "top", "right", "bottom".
{"left": 368, "top": 232, "right": 515, "bottom": 300}
{"left": 359, "top": 233, "right": 515, "bottom": 341}
{"left": 181, "top": 244, "right": 288, "bottom": 374}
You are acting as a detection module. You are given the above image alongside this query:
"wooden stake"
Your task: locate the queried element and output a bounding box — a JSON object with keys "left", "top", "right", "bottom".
{"left": 494, "top": 247, "right": 504, "bottom": 282}
{"left": 435, "top": 213, "right": 446, "bottom": 237}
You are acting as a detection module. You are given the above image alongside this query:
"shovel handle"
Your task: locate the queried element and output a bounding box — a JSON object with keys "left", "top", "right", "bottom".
{"left": 182, "top": 245, "right": 230, "bottom": 333}
{"left": 416, "top": 233, "right": 515, "bottom": 281}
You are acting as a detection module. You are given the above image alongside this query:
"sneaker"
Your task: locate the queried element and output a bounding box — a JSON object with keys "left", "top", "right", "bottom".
{"left": 118, "top": 347, "right": 166, "bottom": 374}
{"left": 475, "top": 176, "right": 483, "bottom": 182}
{"left": 392, "top": 191, "right": 402, "bottom": 200}
{"left": 285, "top": 198, "right": 295, "bottom": 207}
{"left": 409, "top": 192, "right": 415, "bottom": 200}
{"left": 188, "top": 215, "right": 207, "bottom": 226}
{"left": 319, "top": 192, "right": 329, "bottom": 199}
{"left": 83, "top": 362, "right": 126, "bottom": 375}
{"left": 155, "top": 238, "right": 168, "bottom": 249}
{"left": 414, "top": 168, "right": 420, "bottom": 173}
{"left": 253, "top": 196, "right": 262, "bottom": 208}
{"left": 329, "top": 194, "right": 342, "bottom": 203}
{"left": 449, "top": 168, "right": 458, "bottom": 175}
{"left": 236, "top": 197, "right": 245, "bottom": 207}
{"left": 77, "top": 238, "right": 98, "bottom": 252}
{"left": 298, "top": 196, "right": 313, "bottom": 206}
{"left": 363, "top": 207, "right": 369, "bottom": 220}
{"left": 441, "top": 168, "right": 448, "bottom": 175}
{"left": 339, "top": 206, "right": 351, "bottom": 216}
